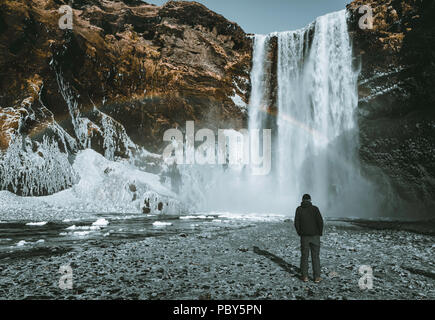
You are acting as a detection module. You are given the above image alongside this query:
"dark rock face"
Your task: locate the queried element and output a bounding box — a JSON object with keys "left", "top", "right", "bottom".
{"left": 0, "top": 0, "right": 251, "bottom": 195}
{"left": 347, "top": 0, "right": 435, "bottom": 215}
{"left": 0, "top": 0, "right": 251, "bottom": 155}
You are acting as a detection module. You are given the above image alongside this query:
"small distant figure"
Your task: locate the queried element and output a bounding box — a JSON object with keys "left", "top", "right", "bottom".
{"left": 169, "top": 162, "right": 181, "bottom": 194}
{"left": 294, "top": 194, "right": 324, "bottom": 283}
{"left": 161, "top": 161, "right": 182, "bottom": 194}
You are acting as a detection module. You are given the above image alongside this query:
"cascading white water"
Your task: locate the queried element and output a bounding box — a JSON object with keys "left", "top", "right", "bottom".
{"left": 175, "top": 10, "right": 380, "bottom": 216}
{"left": 247, "top": 10, "right": 378, "bottom": 216}
{"left": 276, "top": 10, "right": 361, "bottom": 211}
{"left": 248, "top": 34, "right": 270, "bottom": 133}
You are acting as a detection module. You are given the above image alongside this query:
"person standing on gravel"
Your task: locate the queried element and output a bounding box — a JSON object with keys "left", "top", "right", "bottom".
{"left": 294, "top": 194, "right": 324, "bottom": 283}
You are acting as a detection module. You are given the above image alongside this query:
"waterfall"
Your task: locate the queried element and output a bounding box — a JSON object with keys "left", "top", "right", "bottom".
{"left": 248, "top": 10, "right": 378, "bottom": 216}
{"left": 248, "top": 34, "right": 271, "bottom": 133}
{"left": 175, "top": 10, "right": 379, "bottom": 216}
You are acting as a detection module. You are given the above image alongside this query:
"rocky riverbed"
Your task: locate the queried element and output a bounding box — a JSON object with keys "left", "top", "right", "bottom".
{"left": 0, "top": 216, "right": 434, "bottom": 300}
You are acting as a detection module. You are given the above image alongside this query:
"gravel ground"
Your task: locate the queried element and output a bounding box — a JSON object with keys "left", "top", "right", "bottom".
{"left": 0, "top": 220, "right": 434, "bottom": 300}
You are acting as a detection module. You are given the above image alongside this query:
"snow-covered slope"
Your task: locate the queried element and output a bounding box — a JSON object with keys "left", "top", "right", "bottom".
{"left": 0, "top": 149, "right": 184, "bottom": 221}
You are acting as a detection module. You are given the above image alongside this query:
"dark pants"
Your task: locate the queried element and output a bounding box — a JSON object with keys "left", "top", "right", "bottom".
{"left": 300, "top": 235, "right": 321, "bottom": 279}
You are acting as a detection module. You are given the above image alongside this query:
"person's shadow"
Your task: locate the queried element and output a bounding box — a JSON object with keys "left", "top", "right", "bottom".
{"left": 253, "top": 246, "right": 300, "bottom": 278}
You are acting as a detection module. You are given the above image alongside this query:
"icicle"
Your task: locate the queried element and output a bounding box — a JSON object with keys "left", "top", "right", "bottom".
{"left": 0, "top": 135, "right": 78, "bottom": 196}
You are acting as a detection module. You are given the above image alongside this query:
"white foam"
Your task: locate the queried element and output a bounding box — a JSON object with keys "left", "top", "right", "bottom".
{"left": 14, "top": 239, "right": 45, "bottom": 247}
{"left": 62, "top": 218, "right": 83, "bottom": 222}
{"left": 65, "top": 225, "right": 100, "bottom": 231}
{"left": 179, "top": 215, "right": 214, "bottom": 220}
{"left": 16, "top": 240, "right": 27, "bottom": 247}
{"left": 25, "top": 221, "right": 48, "bottom": 226}
{"left": 72, "top": 231, "right": 92, "bottom": 236}
{"left": 60, "top": 230, "right": 92, "bottom": 237}
{"left": 152, "top": 221, "right": 172, "bottom": 227}
{"left": 92, "top": 218, "right": 109, "bottom": 227}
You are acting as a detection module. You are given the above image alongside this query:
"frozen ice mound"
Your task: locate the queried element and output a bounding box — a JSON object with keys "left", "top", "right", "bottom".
{"left": 152, "top": 221, "right": 172, "bottom": 227}
{"left": 0, "top": 135, "right": 78, "bottom": 196}
{"left": 0, "top": 149, "right": 185, "bottom": 220}
{"left": 25, "top": 222, "right": 48, "bottom": 226}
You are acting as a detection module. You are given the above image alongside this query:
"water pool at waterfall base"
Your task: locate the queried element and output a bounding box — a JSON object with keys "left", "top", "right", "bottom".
{"left": 0, "top": 214, "right": 434, "bottom": 300}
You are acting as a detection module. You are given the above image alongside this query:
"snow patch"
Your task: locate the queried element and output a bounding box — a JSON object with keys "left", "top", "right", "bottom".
{"left": 179, "top": 215, "right": 214, "bottom": 220}
{"left": 26, "top": 222, "right": 48, "bottom": 226}
{"left": 92, "top": 218, "right": 109, "bottom": 227}
{"left": 65, "top": 225, "right": 100, "bottom": 231}
{"left": 0, "top": 149, "right": 184, "bottom": 220}
{"left": 16, "top": 240, "right": 27, "bottom": 247}
{"left": 152, "top": 221, "right": 172, "bottom": 227}
{"left": 230, "top": 93, "right": 247, "bottom": 110}
{"left": 71, "top": 231, "right": 92, "bottom": 237}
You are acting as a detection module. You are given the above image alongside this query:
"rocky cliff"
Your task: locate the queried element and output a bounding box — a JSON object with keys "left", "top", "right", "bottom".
{"left": 347, "top": 0, "right": 435, "bottom": 215}
{"left": 0, "top": 0, "right": 251, "bottom": 195}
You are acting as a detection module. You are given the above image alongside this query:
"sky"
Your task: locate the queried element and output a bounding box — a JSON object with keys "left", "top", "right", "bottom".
{"left": 144, "top": 0, "right": 351, "bottom": 34}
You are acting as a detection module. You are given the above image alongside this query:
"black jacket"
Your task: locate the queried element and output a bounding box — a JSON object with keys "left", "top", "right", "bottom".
{"left": 294, "top": 201, "right": 324, "bottom": 236}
